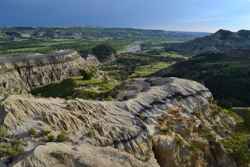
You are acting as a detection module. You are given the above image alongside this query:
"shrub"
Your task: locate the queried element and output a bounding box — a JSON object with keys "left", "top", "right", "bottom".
{"left": 80, "top": 69, "right": 95, "bottom": 80}
{"left": 41, "top": 129, "right": 51, "bottom": 136}
{"left": 29, "top": 128, "right": 37, "bottom": 136}
{"left": 47, "top": 134, "right": 55, "bottom": 142}
{"left": 222, "top": 133, "right": 250, "bottom": 166}
{"left": 80, "top": 65, "right": 97, "bottom": 80}
{"left": 92, "top": 44, "right": 116, "bottom": 62}
{"left": 56, "top": 132, "right": 68, "bottom": 142}
{"left": 0, "top": 140, "right": 24, "bottom": 158}
{"left": 86, "top": 129, "right": 95, "bottom": 138}
{"left": 0, "top": 126, "right": 8, "bottom": 138}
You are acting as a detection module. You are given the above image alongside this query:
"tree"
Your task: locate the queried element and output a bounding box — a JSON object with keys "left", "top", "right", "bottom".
{"left": 92, "top": 44, "right": 116, "bottom": 62}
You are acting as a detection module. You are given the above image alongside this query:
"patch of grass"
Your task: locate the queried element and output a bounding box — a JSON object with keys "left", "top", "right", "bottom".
{"left": 32, "top": 75, "right": 119, "bottom": 100}
{"left": 160, "top": 51, "right": 187, "bottom": 59}
{"left": 31, "top": 79, "right": 76, "bottom": 98}
{"left": 130, "top": 62, "right": 171, "bottom": 78}
{"left": 101, "top": 53, "right": 182, "bottom": 81}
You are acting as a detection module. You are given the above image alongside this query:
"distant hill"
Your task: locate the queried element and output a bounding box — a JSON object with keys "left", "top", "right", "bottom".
{"left": 154, "top": 52, "right": 250, "bottom": 107}
{"left": 0, "top": 27, "right": 209, "bottom": 42}
{"left": 165, "top": 29, "right": 250, "bottom": 56}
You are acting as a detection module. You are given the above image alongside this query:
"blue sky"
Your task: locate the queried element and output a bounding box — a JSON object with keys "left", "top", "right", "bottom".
{"left": 1, "top": 0, "right": 250, "bottom": 32}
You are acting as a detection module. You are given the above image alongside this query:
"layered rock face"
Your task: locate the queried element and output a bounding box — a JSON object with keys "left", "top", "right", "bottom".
{"left": 0, "top": 77, "right": 236, "bottom": 167}
{"left": 0, "top": 50, "right": 93, "bottom": 96}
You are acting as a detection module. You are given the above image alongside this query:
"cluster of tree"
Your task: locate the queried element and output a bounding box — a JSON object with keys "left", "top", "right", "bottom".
{"left": 91, "top": 44, "right": 116, "bottom": 62}
{"left": 155, "top": 53, "right": 250, "bottom": 108}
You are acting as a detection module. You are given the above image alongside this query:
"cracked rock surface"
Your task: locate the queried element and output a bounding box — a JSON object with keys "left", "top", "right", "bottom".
{"left": 0, "top": 77, "right": 237, "bottom": 167}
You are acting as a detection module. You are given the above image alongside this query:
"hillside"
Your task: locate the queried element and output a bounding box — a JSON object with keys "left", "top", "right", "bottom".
{"left": 154, "top": 52, "right": 250, "bottom": 107}
{"left": 165, "top": 29, "right": 250, "bottom": 56}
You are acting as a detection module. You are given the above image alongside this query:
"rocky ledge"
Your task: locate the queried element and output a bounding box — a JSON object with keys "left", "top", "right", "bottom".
{"left": 0, "top": 77, "right": 236, "bottom": 167}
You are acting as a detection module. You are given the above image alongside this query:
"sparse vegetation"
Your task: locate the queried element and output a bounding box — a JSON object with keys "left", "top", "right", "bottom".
{"left": 29, "top": 128, "right": 37, "bottom": 136}
{"left": 80, "top": 67, "right": 97, "bottom": 80}
{"left": 0, "top": 126, "right": 25, "bottom": 158}
{"left": 130, "top": 62, "right": 171, "bottom": 78}
{"left": 41, "top": 129, "right": 51, "bottom": 136}
{"left": 100, "top": 52, "right": 185, "bottom": 81}
{"left": 0, "top": 126, "right": 8, "bottom": 138}
{"left": 223, "top": 133, "right": 250, "bottom": 166}
{"left": 86, "top": 129, "right": 95, "bottom": 138}
{"left": 47, "top": 134, "right": 55, "bottom": 142}
{"left": 31, "top": 51, "right": 184, "bottom": 100}
{"left": 0, "top": 141, "right": 25, "bottom": 158}
{"left": 56, "top": 132, "right": 68, "bottom": 142}
{"left": 222, "top": 108, "right": 250, "bottom": 166}
{"left": 43, "top": 131, "right": 69, "bottom": 142}
{"left": 31, "top": 76, "right": 119, "bottom": 100}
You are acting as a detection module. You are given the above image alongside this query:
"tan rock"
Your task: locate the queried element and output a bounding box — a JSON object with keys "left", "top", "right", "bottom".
{"left": 0, "top": 77, "right": 237, "bottom": 167}
{"left": 0, "top": 50, "right": 95, "bottom": 96}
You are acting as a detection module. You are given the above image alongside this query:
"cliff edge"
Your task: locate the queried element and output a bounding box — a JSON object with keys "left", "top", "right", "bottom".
{"left": 0, "top": 77, "right": 236, "bottom": 167}
{"left": 0, "top": 50, "right": 95, "bottom": 97}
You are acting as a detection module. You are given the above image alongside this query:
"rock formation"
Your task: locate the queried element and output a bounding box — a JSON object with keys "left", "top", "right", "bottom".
{"left": 0, "top": 50, "right": 95, "bottom": 97}
{"left": 0, "top": 77, "right": 237, "bottom": 167}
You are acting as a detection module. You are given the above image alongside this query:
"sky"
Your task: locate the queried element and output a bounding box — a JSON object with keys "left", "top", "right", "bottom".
{"left": 0, "top": 0, "right": 250, "bottom": 32}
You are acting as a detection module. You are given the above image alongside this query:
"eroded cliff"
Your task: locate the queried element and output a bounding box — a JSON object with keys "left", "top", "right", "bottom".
{"left": 0, "top": 50, "right": 95, "bottom": 97}
{"left": 0, "top": 77, "right": 237, "bottom": 167}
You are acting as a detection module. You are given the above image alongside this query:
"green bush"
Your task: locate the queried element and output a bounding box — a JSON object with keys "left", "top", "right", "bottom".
{"left": 0, "top": 126, "right": 8, "bottom": 138}
{"left": 41, "top": 129, "right": 51, "bottom": 136}
{"left": 0, "top": 140, "right": 24, "bottom": 158}
{"left": 86, "top": 129, "right": 95, "bottom": 138}
{"left": 47, "top": 134, "right": 55, "bottom": 142}
{"left": 92, "top": 44, "right": 116, "bottom": 62}
{"left": 29, "top": 128, "right": 37, "bottom": 136}
{"left": 222, "top": 133, "right": 250, "bottom": 166}
{"left": 56, "top": 132, "right": 68, "bottom": 142}
{"left": 80, "top": 67, "right": 97, "bottom": 80}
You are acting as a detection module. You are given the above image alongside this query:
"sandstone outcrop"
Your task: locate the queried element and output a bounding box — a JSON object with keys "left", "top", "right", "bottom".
{"left": 0, "top": 77, "right": 237, "bottom": 167}
{"left": 0, "top": 50, "right": 94, "bottom": 97}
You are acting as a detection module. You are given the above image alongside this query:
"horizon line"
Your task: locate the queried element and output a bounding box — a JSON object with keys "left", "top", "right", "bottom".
{"left": 0, "top": 25, "right": 215, "bottom": 33}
